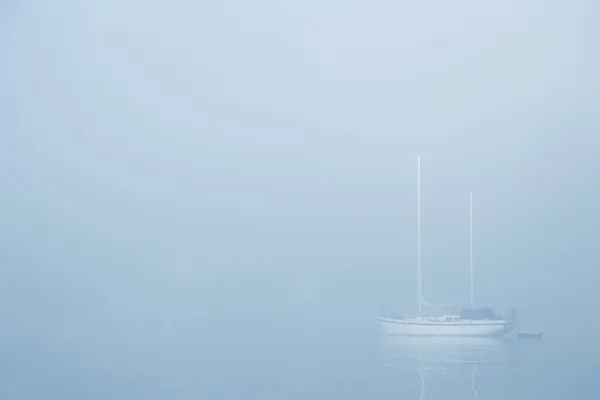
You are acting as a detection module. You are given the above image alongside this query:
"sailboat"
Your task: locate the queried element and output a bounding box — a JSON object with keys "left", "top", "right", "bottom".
{"left": 378, "top": 155, "right": 517, "bottom": 337}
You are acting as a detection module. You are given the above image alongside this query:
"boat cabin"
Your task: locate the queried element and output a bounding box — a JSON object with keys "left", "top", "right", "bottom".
{"left": 458, "top": 307, "right": 502, "bottom": 320}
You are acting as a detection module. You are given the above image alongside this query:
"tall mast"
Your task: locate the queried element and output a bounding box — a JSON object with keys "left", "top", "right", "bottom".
{"left": 417, "top": 155, "right": 422, "bottom": 316}
{"left": 470, "top": 191, "right": 474, "bottom": 308}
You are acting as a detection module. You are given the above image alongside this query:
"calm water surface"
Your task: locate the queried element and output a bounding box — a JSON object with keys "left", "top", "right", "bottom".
{"left": 1, "top": 306, "right": 598, "bottom": 399}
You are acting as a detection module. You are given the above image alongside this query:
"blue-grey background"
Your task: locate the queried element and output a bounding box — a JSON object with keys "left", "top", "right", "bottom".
{"left": 1, "top": 1, "right": 598, "bottom": 398}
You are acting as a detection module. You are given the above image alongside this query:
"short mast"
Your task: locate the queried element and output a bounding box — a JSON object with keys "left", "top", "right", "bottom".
{"left": 470, "top": 191, "right": 474, "bottom": 308}
{"left": 417, "top": 155, "right": 422, "bottom": 316}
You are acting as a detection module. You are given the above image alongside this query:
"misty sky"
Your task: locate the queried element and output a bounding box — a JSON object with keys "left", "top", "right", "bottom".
{"left": 1, "top": 1, "right": 599, "bottom": 395}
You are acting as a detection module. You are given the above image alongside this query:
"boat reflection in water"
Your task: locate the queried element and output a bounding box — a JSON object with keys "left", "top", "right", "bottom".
{"left": 381, "top": 335, "right": 519, "bottom": 399}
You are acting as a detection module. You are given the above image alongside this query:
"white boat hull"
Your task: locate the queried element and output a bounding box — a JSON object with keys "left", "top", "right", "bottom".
{"left": 378, "top": 317, "right": 514, "bottom": 337}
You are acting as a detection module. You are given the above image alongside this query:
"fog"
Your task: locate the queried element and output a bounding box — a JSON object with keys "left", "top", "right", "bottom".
{"left": 1, "top": 0, "right": 599, "bottom": 398}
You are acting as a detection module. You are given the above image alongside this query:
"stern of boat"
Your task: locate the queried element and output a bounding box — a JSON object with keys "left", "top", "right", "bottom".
{"left": 504, "top": 309, "right": 518, "bottom": 334}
